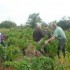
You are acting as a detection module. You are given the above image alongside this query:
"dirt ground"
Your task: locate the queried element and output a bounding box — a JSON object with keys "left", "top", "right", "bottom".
{"left": 0, "top": 66, "right": 14, "bottom": 70}
{"left": 0, "top": 60, "right": 14, "bottom": 70}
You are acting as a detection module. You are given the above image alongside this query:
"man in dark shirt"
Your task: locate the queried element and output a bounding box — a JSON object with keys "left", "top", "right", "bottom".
{"left": 33, "top": 23, "right": 44, "bottom": 42}
{"left": 33, "top": 24, "right": 44, "bottom": 52}
{"left": 33, "top": 26, "right": 44, "bottom": 42}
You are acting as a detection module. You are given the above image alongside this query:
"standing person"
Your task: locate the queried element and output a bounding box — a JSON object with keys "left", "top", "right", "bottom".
{"left": 33, "top": 24, "right": 44, "bottom": 42}
{"left": 45, "top": 23, "right": 66, "bottom": 58}
{"left": 33, "top": 24, "right": 46, "bottom": 56}
{"left": 43, "top": 24, "right": 51, "bottom": 39}
{"left": 0, "top": 33, "right": 8, "bottom": 47}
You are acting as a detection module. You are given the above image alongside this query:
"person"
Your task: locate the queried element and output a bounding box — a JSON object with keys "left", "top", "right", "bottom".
{"left": 45, "top": 23, "right": 66, "bottom": 58}
{"left": 0, "top": 33, "right": 8, "bottom": 47}
{"left": 43, "top": 24, "right": 51, "bottom": 39}
{"left": 33, "top": 24, "right": 46, "bottom": 55}
{"left": 33, "top": 24, "right": 44, "bottom": 42}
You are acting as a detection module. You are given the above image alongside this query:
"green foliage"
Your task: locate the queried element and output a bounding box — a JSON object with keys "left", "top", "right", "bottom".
{"left": 31, "top": 56, "right": 53, "bottom": 70}
{"left": 18, "top": 38, "right": 28, "bottom": 49}
{"left": 65, "top": 31, "right": 70, "bottom": 53}
{"left": 5, "top": 45, "right": 20, "bottom": 61}
{"left": 35, "top": 35, "right": 57, "bottom": 57}
{"left": 0, "top": 45, "right": 5, "bottom": 58}
{"left": 0, "top": 20, "right": 16, "bottom": 28}
{"left": 55, "top": 64, "right": 64, "bottom": 70}
{"left": 0, "top": 45, "right": 20, "bottom": 61}
{"left": 7, "top": 37, "right": 18, "bottom": 46}
{"left": 5, "top": 27, "right": 34, "bottom": 50}
{"left": 4, "top": 56, "right": 53, "bottom": 70}
{"left": 0, "top": 26, "right": 70, "bottom": 70}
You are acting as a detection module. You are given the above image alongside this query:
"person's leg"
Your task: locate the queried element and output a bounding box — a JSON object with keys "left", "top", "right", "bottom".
{"left": 1, "top": 40, "right": 6, "bottom": 47}
{"left": 62, "top": 44, "right": 65, "bottom": 58}
{"left": 58, "top": 45, "right": 61, "bottom": 58}
{"left": 61, "top": 38, "right": 66, "bottom": 58}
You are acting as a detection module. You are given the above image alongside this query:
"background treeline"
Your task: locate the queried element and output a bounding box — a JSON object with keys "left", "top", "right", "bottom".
{"left": 0, "top": 13, "right": 70, "bottom": 30}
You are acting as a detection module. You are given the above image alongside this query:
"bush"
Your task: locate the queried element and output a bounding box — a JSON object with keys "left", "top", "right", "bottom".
{"left": 4, "top": 56, "right": 54, "bottom": 70}
{"left": 0, "top": 45, "right": 21, "bottom": 61}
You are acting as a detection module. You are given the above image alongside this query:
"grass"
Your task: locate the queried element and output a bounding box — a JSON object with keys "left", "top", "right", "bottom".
{"left": 54, "top": 51, "right": 70, "bottom": 70}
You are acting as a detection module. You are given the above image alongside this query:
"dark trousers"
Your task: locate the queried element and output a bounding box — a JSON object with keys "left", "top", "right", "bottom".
{"left": 58, "top": 38, "right": 66, "bottom": 58}
{"left": 1, "top": 40, "right": 6, "bottom": 47}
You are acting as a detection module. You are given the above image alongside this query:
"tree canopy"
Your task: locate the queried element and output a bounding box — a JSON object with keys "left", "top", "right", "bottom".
{"left": 26, "top": 13, "right": 42, "bottom": 28}
{"left": 0, "top": 21, "right": 17, "bottom": 28}
{"left": 57, "top": 17, "right": 70, "bottom": 30}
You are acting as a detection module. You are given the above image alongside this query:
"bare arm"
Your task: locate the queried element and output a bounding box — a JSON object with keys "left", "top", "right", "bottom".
{"left": 45, "top": 36, "right": 56, "bottom": 45}
{"left": 47, "top": 36, "right": 55, "bottom": 42}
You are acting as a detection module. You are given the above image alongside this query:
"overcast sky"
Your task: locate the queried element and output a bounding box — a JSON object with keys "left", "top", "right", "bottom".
{"left": 0, "top": 0, "right": 70, "bottom": 25}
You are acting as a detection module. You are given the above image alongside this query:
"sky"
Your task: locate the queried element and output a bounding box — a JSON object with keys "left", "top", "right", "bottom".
{"left": 0, "top": 0, "right": 70, "bottom": 25}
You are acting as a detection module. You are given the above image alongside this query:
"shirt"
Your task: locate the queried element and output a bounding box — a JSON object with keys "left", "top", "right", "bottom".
{"left": 53, "top": 26, "right": 66, "bottom": 39}
{"left": 33, "top": 28, "right": 44, "bottom": 42}
{"left": 0, "top": 33, "right": 2, "bottom": 42}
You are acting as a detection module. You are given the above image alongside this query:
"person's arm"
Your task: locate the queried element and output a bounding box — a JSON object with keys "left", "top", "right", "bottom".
{"left": 45, "top": 36, "right": 56, "bottom": 45}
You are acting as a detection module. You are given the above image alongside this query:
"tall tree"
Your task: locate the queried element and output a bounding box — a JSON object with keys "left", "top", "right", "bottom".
{"left": 57, "top": 20, "right": 70, "bottom": 30}
{"left": 26, "top": 13, "right": 42, "bottom": 28}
